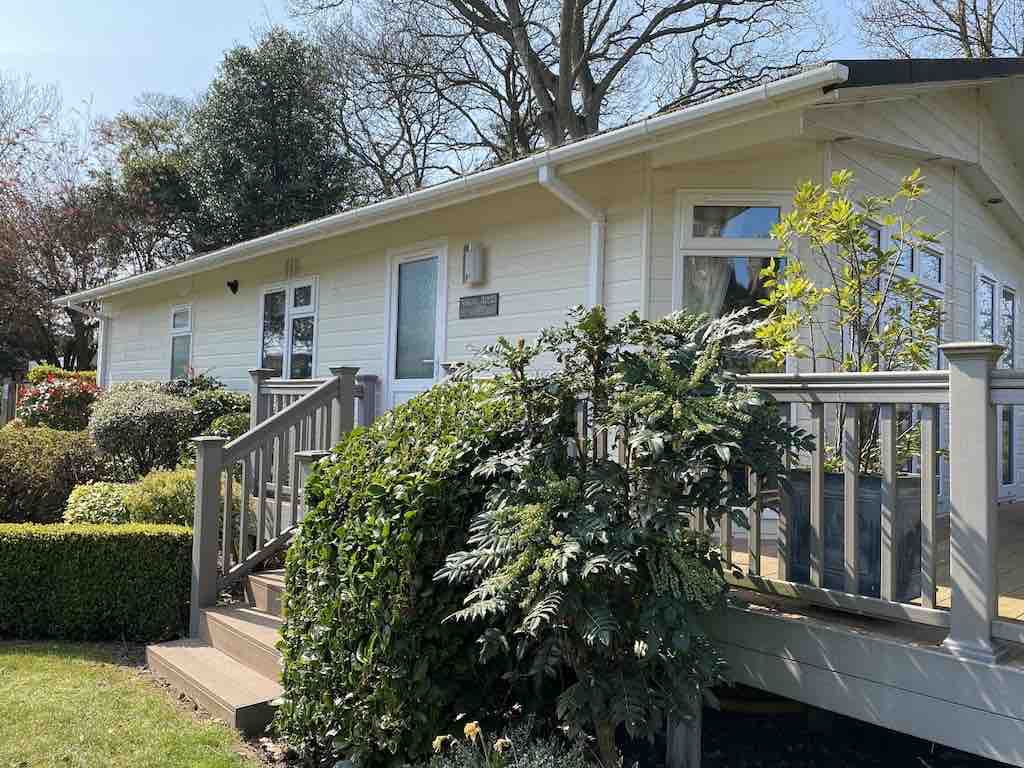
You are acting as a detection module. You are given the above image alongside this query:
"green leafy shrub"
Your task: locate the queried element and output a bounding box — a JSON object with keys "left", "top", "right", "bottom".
{"left": 209, "top": 412, "right": 250, "bottom": 440}
{"left": 276, "top": 381, "right": 522, "bottom": 768}
{"left": 0, "top": 425, "right": 104, "bottom": 523}
{"left": 64, "top": 481, "right": 131, "bottom": 524}
{"left": 161, "top": 373, "right": 223, "bottom": 399}
{"left": 25, "top": 365, "right": 97, "bottom": 386}
{"left": 425, "top": 720, "right": 592, "bottom": 768}
{"left": 438, "top": 307, "right": 811, "bottom": 767}
{"left": 189, "top": 389, "right": 250, "bottom": 434}
{"left": 89, "top": 384, "right": 194, "bottom": 475}
{"left": 16, "top": 376, "right": 99, "bottom": 430}
{"left": 0, "top": 523, "right": 191, "bottom": 640}
{"left": 123, "top": 469, "right": 195, "bottom": 526}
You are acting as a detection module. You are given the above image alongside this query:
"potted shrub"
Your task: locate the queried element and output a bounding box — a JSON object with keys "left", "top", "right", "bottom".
{"left": 758, "top": 169, "right": 943, "bottom": 600}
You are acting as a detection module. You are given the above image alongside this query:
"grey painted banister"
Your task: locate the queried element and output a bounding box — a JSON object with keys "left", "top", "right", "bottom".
{"left": 941, "top": 342, "right": 1007, "bottom": 663}
{"left": 190, "top": 435, "right": 228, "bottom": 636}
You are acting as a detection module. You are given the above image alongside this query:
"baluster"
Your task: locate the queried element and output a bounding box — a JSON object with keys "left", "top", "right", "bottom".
{"left": 748, "top": 470, "right": 761, "bottom": 576}
{"left": 273, "top": 432, "right": 284, "bottom": 538}
{"left": 920, "top": 404, "right": 938, "bottom": 608}
{"left": 721, "top": 513, "right": 732, "bottom": 567}
{"left": 256, "top": 444, "right": 267, "bottom": 551}
{"left": 222, "top": 466, "right": 233, "bottom": 572}
{"left": 843, "top": 406, "right": 860, "bottom": 594}
{"left": 809, "top": 403, "right": 825, "bottom": 587}
{"left": 776, "top": 403, "right": 791, "bottom": 582}
{"left": 239, "top": 457, "right": 250, "bottom": 562}
{"left": 880, "top": 404, "right": 898, "bottom": 601}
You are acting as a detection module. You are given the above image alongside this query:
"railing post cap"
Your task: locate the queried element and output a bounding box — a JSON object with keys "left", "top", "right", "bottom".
{"left": 939, "top": 342, "right": 1004, "bottom": 363}
{"left": 329, "top": 365, "right": 360, "bottom": 377}
{"left": 192, "top": 435, "right": 230, "bottom": 446}
{"left": 248, "top": 367, "right": 277, "bottom": 380}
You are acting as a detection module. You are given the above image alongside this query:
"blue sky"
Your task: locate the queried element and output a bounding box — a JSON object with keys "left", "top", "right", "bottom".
{"left": 0, "top": 0, "right": 866, "bottom": 120}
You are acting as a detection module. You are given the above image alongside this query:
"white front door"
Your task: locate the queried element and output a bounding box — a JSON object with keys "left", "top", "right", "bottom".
{"left": 386, "top": 243, "right": 447, "bottom": 408}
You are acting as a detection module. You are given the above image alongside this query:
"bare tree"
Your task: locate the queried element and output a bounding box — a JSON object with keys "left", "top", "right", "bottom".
{"left": 0, "top": 71, "right": 58, "bottom": 178}
{"left": 293, "top": 0, "right": 828, "bottom": 149}
{"left": 855, "top": 0, "right": 1023, "bottom": 57}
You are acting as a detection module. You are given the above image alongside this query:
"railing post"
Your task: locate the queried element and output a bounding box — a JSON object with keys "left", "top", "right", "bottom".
{"left": 356, "top": 374, "right": 378, "bottom": 427}
{"left": 941, "top": 342, "right": 1006, "bottom": 663}
{"left": 191, "top": 435, "right": 228, "bottom": 637}
{"left": 1, "top": 377, "right": 15, "bottom": 425}
{"left": 248, "top": 368, "right": 275, "bottom": 430}
{"left": 329, "top": 366, "right": 359, "bottom": 446}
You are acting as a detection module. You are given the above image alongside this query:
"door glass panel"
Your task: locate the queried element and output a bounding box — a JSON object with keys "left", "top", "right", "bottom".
{"left": 1003, "top": 407, "right": 1015, "bottom": 485}
{"left": 261, "top": 290, "right": 286, "bottom": 377}
{"left": 692, "top": 206, "right": 779, "bottom": 238}
{"left": 170, "top": 335, "right": 191, "bottom": 379}
{"left": 395, "top": 257, "right": 438, "bottom": 380}
{"left": 684, "top": 255, "right": 776, "bottom": 318}
{"left": 290, "top": 317, "right": 315, "bottom": 380}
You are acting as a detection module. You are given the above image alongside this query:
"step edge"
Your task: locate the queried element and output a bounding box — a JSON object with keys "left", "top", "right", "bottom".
{"left": 147, "top": 642, "right": 281, "bottom": 710}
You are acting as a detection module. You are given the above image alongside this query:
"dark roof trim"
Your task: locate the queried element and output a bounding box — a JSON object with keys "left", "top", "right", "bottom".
{"left": 826, "top": 57, "right": 1024, "bottom": 91}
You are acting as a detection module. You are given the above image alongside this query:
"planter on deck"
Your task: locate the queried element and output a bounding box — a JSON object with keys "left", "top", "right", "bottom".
{"left": 785, "top": 469, "right": 923, "bottom": 602}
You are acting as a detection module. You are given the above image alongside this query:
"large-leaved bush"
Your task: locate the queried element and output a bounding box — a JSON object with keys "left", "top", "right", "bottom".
{"left": 276, "top": 381, "right": 522, "bottom": 768}
{"left": 438, "top": 307, "right": 811, "bottom": 767}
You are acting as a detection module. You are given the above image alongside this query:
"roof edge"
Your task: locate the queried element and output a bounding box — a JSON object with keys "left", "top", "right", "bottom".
{"left": 56, "top": 62, "right": 849, "bottom": 307}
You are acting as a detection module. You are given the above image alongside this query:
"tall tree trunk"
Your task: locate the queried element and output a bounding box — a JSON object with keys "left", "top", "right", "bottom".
{"left": 595, "top": 720, "right": 618, "bottom": 768}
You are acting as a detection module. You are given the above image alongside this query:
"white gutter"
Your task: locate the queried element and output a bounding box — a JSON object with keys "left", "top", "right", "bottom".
{"left": 54, "top": 63, "right": 849, "bottom": 306}
{"left": 538, "top": 165, "right": 606, "bottom": 307}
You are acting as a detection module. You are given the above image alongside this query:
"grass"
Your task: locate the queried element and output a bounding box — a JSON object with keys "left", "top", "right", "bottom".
{"left": 0, "top": 642, "right": 260, "bottom": 768}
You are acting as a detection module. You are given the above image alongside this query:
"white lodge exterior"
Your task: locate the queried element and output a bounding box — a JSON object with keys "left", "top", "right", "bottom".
{"left": 58, "top": 59, "right": 1024, "bottom": 764}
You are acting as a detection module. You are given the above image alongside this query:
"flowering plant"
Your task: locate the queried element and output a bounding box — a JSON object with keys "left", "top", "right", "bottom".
{"left": 16, "top": 375, "right": 98, "bottom": 431}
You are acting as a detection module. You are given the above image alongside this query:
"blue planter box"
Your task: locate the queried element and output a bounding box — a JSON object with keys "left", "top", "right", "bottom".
{"left": 785, "top": 469, "right": 922, "bottom": 602}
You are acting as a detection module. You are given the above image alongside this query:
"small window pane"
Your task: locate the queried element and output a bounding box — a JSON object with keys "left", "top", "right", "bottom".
{"left": 692, "top": 206, "right": 779, "bottom": 239}
{"left": 1001, "top": 288, "right": 1015, "bottom": 368}
{"left": 261, "top": 290, "right": 286, "bottom": 377}
{"left": 897, "top": 245, "right": 913, "bottom": 273}
{"left": 395, "top": 257, "right": 438, "bottom": 380}
{"left": 290, "top": 316, "right": 315, "bottom": 380}
{"left": 171, "top": 335, "right": 191, "bottom": 379}
{"left": 920, "top": 251, "right": 942, "bottom": 284}
{"left": 172, "top": 308, "right": 190, "bottom": 330}
{"left": 294, "top": 285, "right": 312, "bottom": 308}
{"left": 978, "top": 279, "right": 995, "bottom": 343}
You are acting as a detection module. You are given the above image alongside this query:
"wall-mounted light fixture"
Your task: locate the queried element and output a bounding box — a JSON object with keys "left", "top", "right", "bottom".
{"left": 227, "top": 280, "right": 240, "bottom": 294}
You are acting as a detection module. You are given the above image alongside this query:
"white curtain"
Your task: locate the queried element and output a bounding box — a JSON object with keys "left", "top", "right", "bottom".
{"left": 685, "top": 256, "right": 733, "bottom": 316}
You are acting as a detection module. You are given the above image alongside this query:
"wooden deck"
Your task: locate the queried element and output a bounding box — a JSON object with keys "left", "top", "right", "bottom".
{"left": 727, "top": 501, "right": 1024, "bottom": 622}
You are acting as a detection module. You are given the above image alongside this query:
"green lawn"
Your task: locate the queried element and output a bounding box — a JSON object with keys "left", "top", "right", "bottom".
{"left": 0, "top": 642, "right": 260, "bottom": 768}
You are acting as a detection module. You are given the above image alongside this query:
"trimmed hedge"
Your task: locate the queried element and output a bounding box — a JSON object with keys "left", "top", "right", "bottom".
{"left": 25, "top": 365, "right": 97, "bottom": 386}
{"left": 89, "top": 384, "right": 194, "bottom": 474}
{"left": 0, "top": 425, "right": 104, "bottom": 523}
{"left": 0, "top": 523, "right": 192, "bottom": 641}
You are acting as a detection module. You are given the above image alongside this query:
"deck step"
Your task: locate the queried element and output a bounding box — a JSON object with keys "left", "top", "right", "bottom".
{"left": 247, "top": 570, "right": 286, "bottom": 618}
{"left": 199, "top": 605, "right": 282, "bottom": 681}
{"left": 146, "top": 640, "right": 282, "bottom": 736}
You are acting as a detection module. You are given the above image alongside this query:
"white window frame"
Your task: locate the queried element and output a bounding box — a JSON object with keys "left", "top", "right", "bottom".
{"left": 258, "top": 277, "right": 320, "bottom": 380}
{"left": 383, "top": 239, "right": 449, "bottom": 409}
{"left": 672, "top": 190, "right": 791, "bottom": 313}
{"left": 169, "top": 304, "right": 193, "bottom": 380}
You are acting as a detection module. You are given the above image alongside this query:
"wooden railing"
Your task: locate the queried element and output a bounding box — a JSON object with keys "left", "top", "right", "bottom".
{"left": 0, "top": 376, "right": 19, "bottom": 426}
{"left": 730, "top": 343, "right": 1010, "bottom": 664}
{"left": 189, "top": 366, "right": 370, "bottom": 635}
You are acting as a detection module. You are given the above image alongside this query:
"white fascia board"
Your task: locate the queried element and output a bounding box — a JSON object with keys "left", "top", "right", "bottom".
{"left": 55, "top": 63, "right": 849, "bottom": 307}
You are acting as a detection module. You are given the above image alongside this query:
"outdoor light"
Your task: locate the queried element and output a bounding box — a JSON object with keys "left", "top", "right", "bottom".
{"left": 227, "top": 280, "right": 240, "bottom": 294}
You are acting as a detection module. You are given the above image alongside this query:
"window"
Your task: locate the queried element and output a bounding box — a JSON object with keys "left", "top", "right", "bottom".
{"left": 169, "top": 305, "right": 192, "bottom": 380}
{"left": 260, "top": 280, "right": 318, "bottom": 379}
{"left": 897, "top": 244, "right": 943, "bottom": 289}
{"left": 692, "top": 206, "right": 780, "bottom": 239}
{"left": 977, "top": 269, "right": 1017, "bottom": 489}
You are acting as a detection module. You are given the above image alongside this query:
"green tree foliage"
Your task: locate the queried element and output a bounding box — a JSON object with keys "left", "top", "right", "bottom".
{"left": 188, "top": 27, "right": 358, "bottom": 251}
{"left": 275, "top": 382, "right": 522, "bottom": 768}
{"left": 437, "top": 307, "right": 811, "bottom": 767}
{"left": 756, "top": 169, "right": 943, "bottom": 469}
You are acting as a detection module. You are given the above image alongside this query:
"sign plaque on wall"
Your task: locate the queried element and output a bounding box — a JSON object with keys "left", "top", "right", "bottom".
{"left": 459, "top": 293, "right": 499, "bottom": 319}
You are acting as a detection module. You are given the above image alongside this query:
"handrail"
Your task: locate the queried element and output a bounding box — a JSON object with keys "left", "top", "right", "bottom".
{"left": 225, "top": 375, "right": 339, "bottom": 463}
{"left": 734, "top": 370, "right": 950, "bottom": 403}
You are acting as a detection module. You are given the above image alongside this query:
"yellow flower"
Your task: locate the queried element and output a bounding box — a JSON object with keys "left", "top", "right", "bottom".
{"left": 464, "top": 721, "right": 481, "bottom": 741}
{"left": 432, "top": 735, "right": 454, "bottom": 753}
{"left": 493, "top": 738, "right": 512, "bottom": 753}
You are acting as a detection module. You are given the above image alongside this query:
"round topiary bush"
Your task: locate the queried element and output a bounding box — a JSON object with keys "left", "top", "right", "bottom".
{"left": 0, "top": 425, "right": 104, "bottom": 523}
{"left": 89, "top": 384, "right": 194, "bottom": 475}
{"left": 123, "top": 468, "right": 195, "bottom": 526}
{"left": 276, "top": 381, "right": 522, "bottom": 768}
{"left": 64, "top": 481, "right": 132, "bottom": 524}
